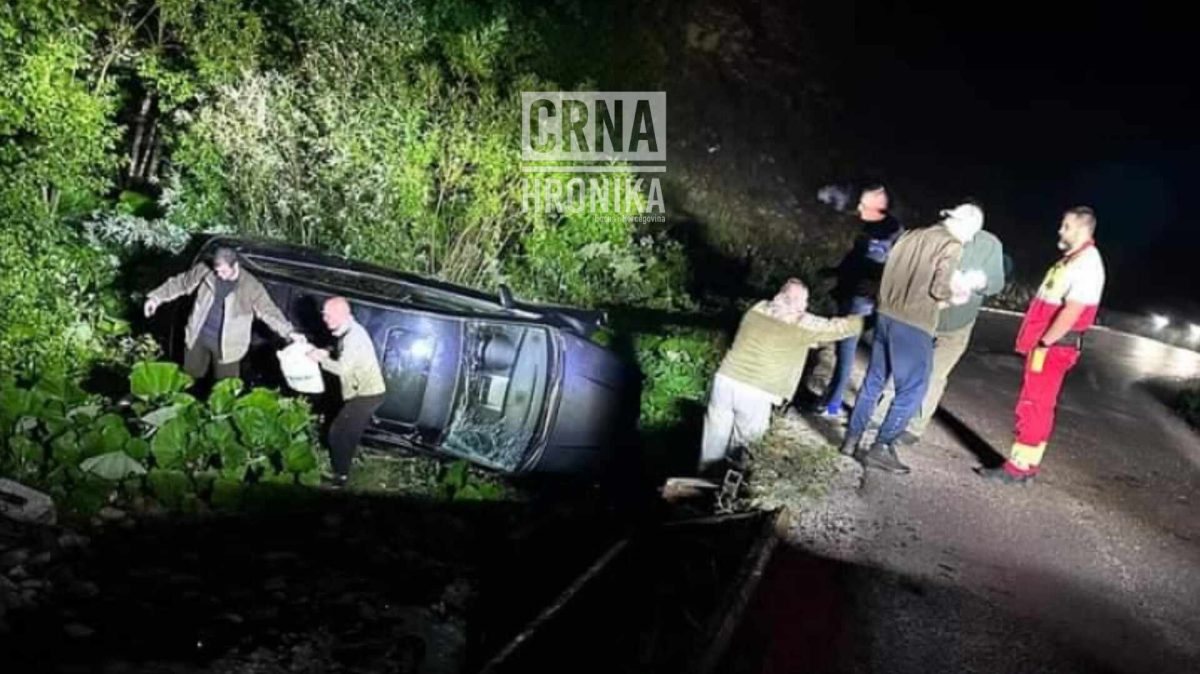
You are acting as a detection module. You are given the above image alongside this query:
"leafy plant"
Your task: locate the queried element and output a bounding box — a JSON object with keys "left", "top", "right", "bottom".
{"left": 1, "top": 360, "right": 322, "bottom": 517}
{"left": 437, "top": 460, "right": 507, "bottom": 501}
{"left": 635, "top": 329, "right": 724, "bottom": 430}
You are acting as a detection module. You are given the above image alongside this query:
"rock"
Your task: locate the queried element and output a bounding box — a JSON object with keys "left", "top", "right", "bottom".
{"left": 8, "top": 565, "right": 28, "bottom": 581}
{"left": 263, "top": 576, "right": 287, "bottom": 592}
{"left": 30, "top": 551, "right": 52, "bottom": 567}
{"left": 69, "top": 581, "right": 99, "bottom": 598}
{"left": 0, "top": 479, "right": 57, "bottom": 526}
{"left": 0, "top": 548, "right": 29, "bottom": 569}
{"left": 63, "top": 623, "right": 95, "bottom": 638}
{"left": 57, "top": 533, "right": 89, "bottom": 549}
{"left": 20, "top": 579, "right": 44, "bottom": 591}
{"left": 98, "top": 507, "right": 126, "bottom": 522}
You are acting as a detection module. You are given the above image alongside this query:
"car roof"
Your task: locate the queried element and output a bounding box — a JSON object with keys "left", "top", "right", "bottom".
{"left": 199, "top": 236, "right": 538, "bottom": 320}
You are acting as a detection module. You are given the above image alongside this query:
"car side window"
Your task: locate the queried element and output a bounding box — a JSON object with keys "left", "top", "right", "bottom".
{"left": 376, "top": 328, "right": 436, "bottom": 424}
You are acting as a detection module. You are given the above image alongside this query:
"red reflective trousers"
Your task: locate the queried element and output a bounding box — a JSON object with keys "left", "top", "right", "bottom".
{"left": 1007, "top": 345, "right": 1080, "bottom": 473}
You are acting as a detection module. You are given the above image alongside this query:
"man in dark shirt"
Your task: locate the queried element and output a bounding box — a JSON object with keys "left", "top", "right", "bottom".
{"left": 811, "top": 184, "right": 903, "bottom": 418}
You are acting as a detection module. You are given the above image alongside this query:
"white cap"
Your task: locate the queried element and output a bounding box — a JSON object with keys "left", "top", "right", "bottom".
{"left": 940, "top": 203, "right": 984, "bottom": 242}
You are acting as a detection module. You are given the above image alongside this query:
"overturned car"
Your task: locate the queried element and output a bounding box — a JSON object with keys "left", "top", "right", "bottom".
{"left": 160, "top": 237, "right": 640, "bottom": 476}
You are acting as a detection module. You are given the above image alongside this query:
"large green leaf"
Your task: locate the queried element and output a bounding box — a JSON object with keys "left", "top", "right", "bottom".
{"left": 151, "top": 417, "right": 190, "bottom": 469}
{"left": 232, "top": 406, "right": 284, "bottom": 450}
{"left": 283, "top": 440, "right": 318, "bottom": 474}
{"left": 148, "top": 470, "right": 191, "bottom": 510}
{"left": 124, "top": 437, "right": 150, "bottom": 461}
{"left": 220, "top": 442, "right": 249, "bottom": 475}
{"left": 80, "top": 451, "right": 147, "bottom": 481}
{"left": 10, "top": 434, "right": 43, "bottom": 465}
{"left": 1, "top": 386, "right": 41, "bottom": 428}
{"left": 233, "top": 387, "right": 280, "bottom": 413}
{"left": 277, "top": 400, "right": 312, "bottom": 436}
{"left": 77, "top": 428, "right": 103, "bottom": 458}
{"left": 67, "top": 403, "right": 102, "bottom": 421}
{"left": 97, "top": 422, "right": 132, "bottom": 454}
{"left": 202, "top": 418, "right": 237, "bottom": 449}
{"left": 140, "top": 404, "right": 184, "bottom": 428}
{"left": 94, "top": 413, "right": 126, "bottom": 430}
{"left": 33, "top": 373, "right": 87, "bottom": 405}
{"left": 130, "top": 362, "right": 194, "bottom": 401}
{"left": 50, "top": 430, "right": 81, "bottom": 465}
{"left": 208, "top": 378, "right": 244, "bottom": 415}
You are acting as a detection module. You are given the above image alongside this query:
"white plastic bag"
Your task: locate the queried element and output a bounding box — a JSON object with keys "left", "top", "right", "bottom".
{"left": 277, "top": 342, "right": 325, "bottom": 394}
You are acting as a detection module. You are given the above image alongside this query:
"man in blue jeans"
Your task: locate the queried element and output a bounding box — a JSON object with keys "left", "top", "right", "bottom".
{"left": 840, "top": 204, "right": 983, "bottom": 474}
{"left": 814, "top": 184, "right": 903, "bottom": 418}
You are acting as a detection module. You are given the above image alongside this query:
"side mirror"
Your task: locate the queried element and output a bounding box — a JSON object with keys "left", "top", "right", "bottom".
{"left": 498, "top": 284, "right": 515, "bottom": 309}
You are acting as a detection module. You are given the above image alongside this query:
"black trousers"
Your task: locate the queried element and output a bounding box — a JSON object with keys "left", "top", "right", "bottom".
{"left": 328, "top": 395, "right": 385, "bottom": 477}
{"left": 183, "top": 343, "right": 241, "bottom": 380}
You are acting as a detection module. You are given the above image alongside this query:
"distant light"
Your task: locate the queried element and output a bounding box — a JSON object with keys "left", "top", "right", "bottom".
{"left": 1150, "top": 314, "right": 1170, "bottom": 331}
{"left": 408, "top": 338, "right": 434, "bottom": 360}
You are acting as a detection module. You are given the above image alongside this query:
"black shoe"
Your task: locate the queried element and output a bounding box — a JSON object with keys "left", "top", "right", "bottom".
{"left": 864, "top": 442, "right": 910, "bottom": 475}
{"left": 321, "top": 473, "right": 350, "bottom": 489}
{"left": 895, "top": 431, "right": 921, "bottom": 447}
{"left": 975, "top": 465, "right": 1035, "bottom": 486}
{"left": 839, "top": 434, "right": 862, "bottom": 457}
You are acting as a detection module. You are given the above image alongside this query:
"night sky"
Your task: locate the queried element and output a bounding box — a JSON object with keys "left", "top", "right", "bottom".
{"left": 806, "top": 0, "right": 1196, "bottom": 314}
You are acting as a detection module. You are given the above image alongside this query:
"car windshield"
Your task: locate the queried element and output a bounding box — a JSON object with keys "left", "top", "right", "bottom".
{"left": 441, "top": 322, "right": 552, "bottom": 471}
{"left": 242, "top": 253, "right": 508, "bottom": 315}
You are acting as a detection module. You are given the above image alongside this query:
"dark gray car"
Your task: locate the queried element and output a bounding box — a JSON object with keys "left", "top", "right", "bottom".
{"left": 164, "top": 237, "right": 640, "bottom": 476}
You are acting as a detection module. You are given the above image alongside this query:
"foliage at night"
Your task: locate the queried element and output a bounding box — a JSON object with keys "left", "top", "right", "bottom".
{"left": 0, "top": 0, "right": 708, "bottom": 428}
{"left": 0, "top": 361, "right": 323, "bottom": 516}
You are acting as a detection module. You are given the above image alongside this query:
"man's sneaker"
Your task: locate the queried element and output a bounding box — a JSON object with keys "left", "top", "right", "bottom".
{"left": 839, "top": 433, "right": 862, "bottom": 457}
{"left": 976, "top": 465, "right": 1036, "bottom": 486}
{"left": 863, "top": 442, "right": 910, "bottom": 475}
{"left": 894, "top": 431, "right": 922, "bottom": 447}
{"left": 321, "top": 473, "right": 350, "bottom": 489}
{"left": 803, "top": 400, "right": 843, "bottom": 419}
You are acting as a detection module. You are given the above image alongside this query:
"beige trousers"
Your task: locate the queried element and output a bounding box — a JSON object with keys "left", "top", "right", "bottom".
{"left": 700, "top": 374, "right": 778, "bottom": 469}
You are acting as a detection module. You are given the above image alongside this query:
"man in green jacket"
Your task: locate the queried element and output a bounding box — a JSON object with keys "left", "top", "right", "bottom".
{"left": 701, "top": 279, "right": 863, "bottom": 472}
{"left": 874, "top": 223, "right": 1006, "bottom": 444}
{"left": 307, "top": 296, "right": 387, "bottom": 486}
{"left": 841, "top": 204, "right": 981, "bottom": 473}
{"left": 144, "top": 247, "right": 305, "bottom": 380}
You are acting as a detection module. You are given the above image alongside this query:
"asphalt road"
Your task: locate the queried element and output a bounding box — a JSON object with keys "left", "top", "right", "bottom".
{"left": 780, "top": 310, "right": 1200, "bottom": 673}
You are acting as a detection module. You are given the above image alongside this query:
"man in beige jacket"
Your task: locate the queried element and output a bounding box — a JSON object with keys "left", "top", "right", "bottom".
{"left": 841, "top": 204, "right": 981, "bottom": 474}
{"left": 144, "top": 247, "right": 305, "bottom": 380}
{"left": 701, "top": 279, "right": 863, "bottom": 472}
{"left": 307, "top": 297, "right": 386, "bottom": 486}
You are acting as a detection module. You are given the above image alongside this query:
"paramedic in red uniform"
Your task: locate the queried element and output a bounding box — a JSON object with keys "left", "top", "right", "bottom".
{"left": 979, "top": 206, "right": 1105, "bottom": 485}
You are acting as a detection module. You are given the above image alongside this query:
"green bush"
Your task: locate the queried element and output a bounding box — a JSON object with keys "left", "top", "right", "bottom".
{"left": 2, "top": 0, "right": 706, "bottom": 446}
{"left": 0, "top": 361, "right": 322, "bottom": 516}
{"left": 164, "top": 0, "right": 684, "bottom": 309}
{"left": 635, "top": 328, "right": 724, "bottom": 430}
